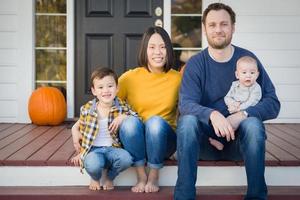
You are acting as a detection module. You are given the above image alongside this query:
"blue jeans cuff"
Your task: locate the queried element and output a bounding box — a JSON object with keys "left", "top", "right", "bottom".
{"left": 147, "top": 162, "right": 163, "bottom": 169}
{"left": 133, "top": 159, "right": 146, "bottom": 167}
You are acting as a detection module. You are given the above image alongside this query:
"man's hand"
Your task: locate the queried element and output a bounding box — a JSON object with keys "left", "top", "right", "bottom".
{"left": 210, "top": 110, "right": 235, "bottom": 141}
{"left": 109, "top": 114, "right": 128, "bottom": 133}
{"left": 71, "top": 120, "right": 82, "bottom": 153}
{"left": 227, "top": 111, "right": 247, "bottom": 131}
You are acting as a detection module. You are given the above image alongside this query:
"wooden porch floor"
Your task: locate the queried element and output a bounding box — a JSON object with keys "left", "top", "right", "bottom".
{"left": 0, "top": 123, "right": 300, "bottom": 166}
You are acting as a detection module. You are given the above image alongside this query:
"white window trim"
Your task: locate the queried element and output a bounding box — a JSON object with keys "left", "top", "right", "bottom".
{"left": 66, "top": 0, "right": 74, "bottom": 118}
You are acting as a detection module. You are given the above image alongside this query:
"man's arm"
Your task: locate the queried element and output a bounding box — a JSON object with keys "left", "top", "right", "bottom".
{"left": 179, "top": 59, "right": 235, "bottom": 141}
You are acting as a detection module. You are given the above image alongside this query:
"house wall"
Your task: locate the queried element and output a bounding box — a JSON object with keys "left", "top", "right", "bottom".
{"left": 0, "top": 0, "right": 299, "bottom": 123}
{"left": 204, "top": 0, "right": 300, "bottom": 122}
{"left": 0, "top": 0, "right": 34, "bottom": 123}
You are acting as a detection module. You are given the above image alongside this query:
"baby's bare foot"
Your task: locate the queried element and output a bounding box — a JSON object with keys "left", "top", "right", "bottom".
{"left": 209, "top": 137, "right": 224, "bottom": 150}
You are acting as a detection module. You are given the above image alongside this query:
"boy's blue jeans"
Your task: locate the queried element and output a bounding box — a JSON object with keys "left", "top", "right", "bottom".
{"left": 119, "top": 116, "right": 176, "bottom": 169}
{"left": 174, "top": 115, "right": 267, "bottom": 200}
{"left": 84, "top": 146, "right": 132, "bottom": 181}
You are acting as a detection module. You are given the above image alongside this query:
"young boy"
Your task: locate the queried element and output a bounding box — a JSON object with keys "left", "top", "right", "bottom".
{"left": 209, "top": 56, "right": 262, "bottom": 150}
{"left": 71, "top": 67, "right": 137, "bottom": 191}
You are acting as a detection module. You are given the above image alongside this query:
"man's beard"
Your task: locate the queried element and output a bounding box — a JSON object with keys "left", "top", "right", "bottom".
{"left": 207, "top": 35, "right": 232, "bottom": 49}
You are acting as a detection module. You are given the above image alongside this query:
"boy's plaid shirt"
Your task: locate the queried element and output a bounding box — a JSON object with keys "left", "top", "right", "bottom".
{"left": 79, "top": 97, "right": 137, "bottom": 161}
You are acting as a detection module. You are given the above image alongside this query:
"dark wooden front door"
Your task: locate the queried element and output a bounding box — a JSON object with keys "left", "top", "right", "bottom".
{"left": 75, "top": 0, "right": 163, "bottom": 116}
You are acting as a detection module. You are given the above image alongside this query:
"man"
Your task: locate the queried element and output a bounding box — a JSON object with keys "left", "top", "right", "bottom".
{"left": 174, "top": 3, "right": 280, "bottom": 200}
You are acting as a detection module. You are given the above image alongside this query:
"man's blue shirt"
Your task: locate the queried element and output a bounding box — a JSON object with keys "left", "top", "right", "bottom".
{"left": 179, "top": 45, "right": 280, "bottom": 125}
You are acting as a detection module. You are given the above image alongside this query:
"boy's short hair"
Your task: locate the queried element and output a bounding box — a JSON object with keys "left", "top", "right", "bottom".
{"left": 90, "top": 67, "right": 118, "bottom": 88}
{"left": 236, "top": 56, "right": 258, "bottom": 70}
{"left": 202, "top": 3, "right": 236, "bottom": 25}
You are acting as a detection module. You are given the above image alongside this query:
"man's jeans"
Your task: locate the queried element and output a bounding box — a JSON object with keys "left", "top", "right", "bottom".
{"left": 119, "top": 116, "right": 176, "bottom": 169}
{"left": 174, "top": 115, "right": 267, "bottom": 200}
{"left": 84, "top": 146, "right": 133, "bottom": 181}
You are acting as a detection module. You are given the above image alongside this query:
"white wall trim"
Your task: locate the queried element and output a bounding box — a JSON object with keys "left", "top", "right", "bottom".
{"left": 66, "top": 0, "right": 75, "bottom": 118}
{"left": 163, "top": 0, "right": 171, "bottom": 36}
{"left": 16, "top": 0, "right": 34, "bottom": 123}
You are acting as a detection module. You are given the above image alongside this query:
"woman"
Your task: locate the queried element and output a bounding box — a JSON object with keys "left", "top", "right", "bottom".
{"left": 118, "top": 26, "right": 181, "bottom": 193}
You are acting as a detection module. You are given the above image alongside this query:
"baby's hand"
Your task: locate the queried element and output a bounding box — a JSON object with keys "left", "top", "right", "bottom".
{"left": 71, "top": 153, "right": 82, "bottom": 167}
{"left": 109, "top": 114, "right": 128, "bottom": 133}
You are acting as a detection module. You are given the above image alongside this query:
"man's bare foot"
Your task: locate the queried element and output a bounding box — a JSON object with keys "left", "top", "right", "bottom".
{"left": 209, "top": 137, "right": 224, "bottom": 150}
{"left": 89, "top": 179, "right": 101, "bottom": 191}
{"left": 145, "top": 168, "right": 159, "bottom": 193}
{"left": 131, "top": 166, "right": 147, "bottom": 193}
{"left": 102, "top": 178, "right": 114, "bottom": 190}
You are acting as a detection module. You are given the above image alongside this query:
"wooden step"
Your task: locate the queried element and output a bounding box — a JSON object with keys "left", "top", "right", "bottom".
{"left": 0, "top": 186, "right": 299, "bottom": 200}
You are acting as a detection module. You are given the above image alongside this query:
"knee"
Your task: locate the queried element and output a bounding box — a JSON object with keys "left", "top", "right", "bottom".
{"left": 114, "top": 152, "right": 133, "bottom": 169}
{"left": 239, "top": 117, "right": 266, "bottom": 144}
{"left": 177, "top": 115, "right": 200, "bottom": 144}
{"left": 84, "top": 154, "right": 104, "bottom": 173}
{"left": 145, "top": 116, "right": 166, "bottom": 136}
{"left": 119, "top": 116, "right": 143, "bottom": 139}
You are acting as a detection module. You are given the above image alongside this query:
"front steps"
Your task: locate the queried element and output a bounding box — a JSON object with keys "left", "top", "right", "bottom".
{"left": 1, "top": 166, "right": 300, "bottom": 186}
{"left": 1, "top": 186, "right": 300, "bottom": 200}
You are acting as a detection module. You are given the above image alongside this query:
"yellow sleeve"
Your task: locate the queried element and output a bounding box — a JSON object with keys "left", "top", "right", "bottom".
{"left": 118, "top": 72, "right": 128, "bottom": 101}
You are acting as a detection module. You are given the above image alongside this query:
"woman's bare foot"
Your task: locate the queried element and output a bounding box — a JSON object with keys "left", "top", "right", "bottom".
{"left": 145, "top": 168, "right": 159, "bottom": 193}
{"left": 131, "top": 166, "right": 147, "bottom": 193}
{"left": 209, "top": 137, "right": 224, "bottom": 150}
{"left": 89, "top": 179, "right": 101, "bottom": 191}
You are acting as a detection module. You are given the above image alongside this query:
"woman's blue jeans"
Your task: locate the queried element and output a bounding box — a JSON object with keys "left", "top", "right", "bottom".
{"left": 119, "top": 116, "right": 177, "bottom": 169}
{"left": 84, "top": 146, "right": 132, "bottom": 181}
{"left": 174, "top": 115, "right": 268, "bottom": 200}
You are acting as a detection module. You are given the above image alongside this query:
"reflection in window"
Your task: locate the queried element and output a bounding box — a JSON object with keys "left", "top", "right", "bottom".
{"left": 171, "top": 0, "right": 202, "bottom": 14}
{"left": 35, "top": 0, "right": 67, "bottom": 98}
{"left": 171, "top": 0, "right": 202, "bottom": 71}
{"left": 171, "top": 16, "right": 201, "bottom": 48}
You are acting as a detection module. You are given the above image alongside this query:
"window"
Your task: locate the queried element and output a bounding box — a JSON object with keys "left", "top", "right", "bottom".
{"left": 171, "top": 0, "right": 202, "bottom": 71}
{"left": 35, "top": 0, "right": 67, "bottom": 97}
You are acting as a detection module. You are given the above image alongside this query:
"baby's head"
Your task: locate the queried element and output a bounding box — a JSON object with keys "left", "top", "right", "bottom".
{"left": 90, "top": 67, "right": 118, "bottom": 104}
{"left": 235, "top": 56, "right": 259, "bottom": 87}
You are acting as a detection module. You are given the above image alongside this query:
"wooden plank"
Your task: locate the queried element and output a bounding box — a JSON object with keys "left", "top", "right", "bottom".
{"left": 266, "top": 125, "right": 300, "bottom": 148}
{"left": 0, "top": 124, "right": 27, "bottom": 140}
{"left": 267, "top": 133, "right": 300, "bottom": 159}
{"left": 266, "top": 141, "right": 300, "bottom": 165}
{"left": 270, "top": 124, "right": 300, "bottom": 140}
{"left": 0, "top": 126, "right": 51, "bottom": 165}
{"left": 47, "top": 136, "right": 76, "bottom": 166}
{"left": 0, "top": 124, "right": 37, "bottom": 149}
{"left": 0, "top": 123, "right": 13, "bottom": 131}
{"left": 5, "top": 125, "right": 66, "bottom": 165}
{"left": 26, "top": 128, "right": 71, "bottom": 165}
{"left": 287, "top": 124, "right": 300, "bottom": 133}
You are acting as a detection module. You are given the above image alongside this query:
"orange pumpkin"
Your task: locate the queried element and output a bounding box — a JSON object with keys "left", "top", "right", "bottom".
{"left": 28, "top": 87, "right": 67, "bottom": 125}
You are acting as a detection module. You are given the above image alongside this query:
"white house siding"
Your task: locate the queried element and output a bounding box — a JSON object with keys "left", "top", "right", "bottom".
{"left": 203, "top": 0, "right": 300, "bottom": 123}
{"left": 0, "top": 0, "right": 33, "bottom": 123}
{"left": 0, "top": 0, "right": 299, "bottom": 123}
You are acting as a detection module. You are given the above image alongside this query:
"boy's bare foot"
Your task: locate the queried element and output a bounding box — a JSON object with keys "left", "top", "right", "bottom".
{"left": 209, "top": 137, "right": 224, "bottom": 150}
{"left": 89, "top": 179, "right": 101, "bottom": 191}
{"left": 145, "top": 168, "right": 159, "bottom": 193}
{"left": 102, "top": 178, "right": 114, "bottom": 190}
{"left": 131, "top": 166, "right": 147, "bottom": 193}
